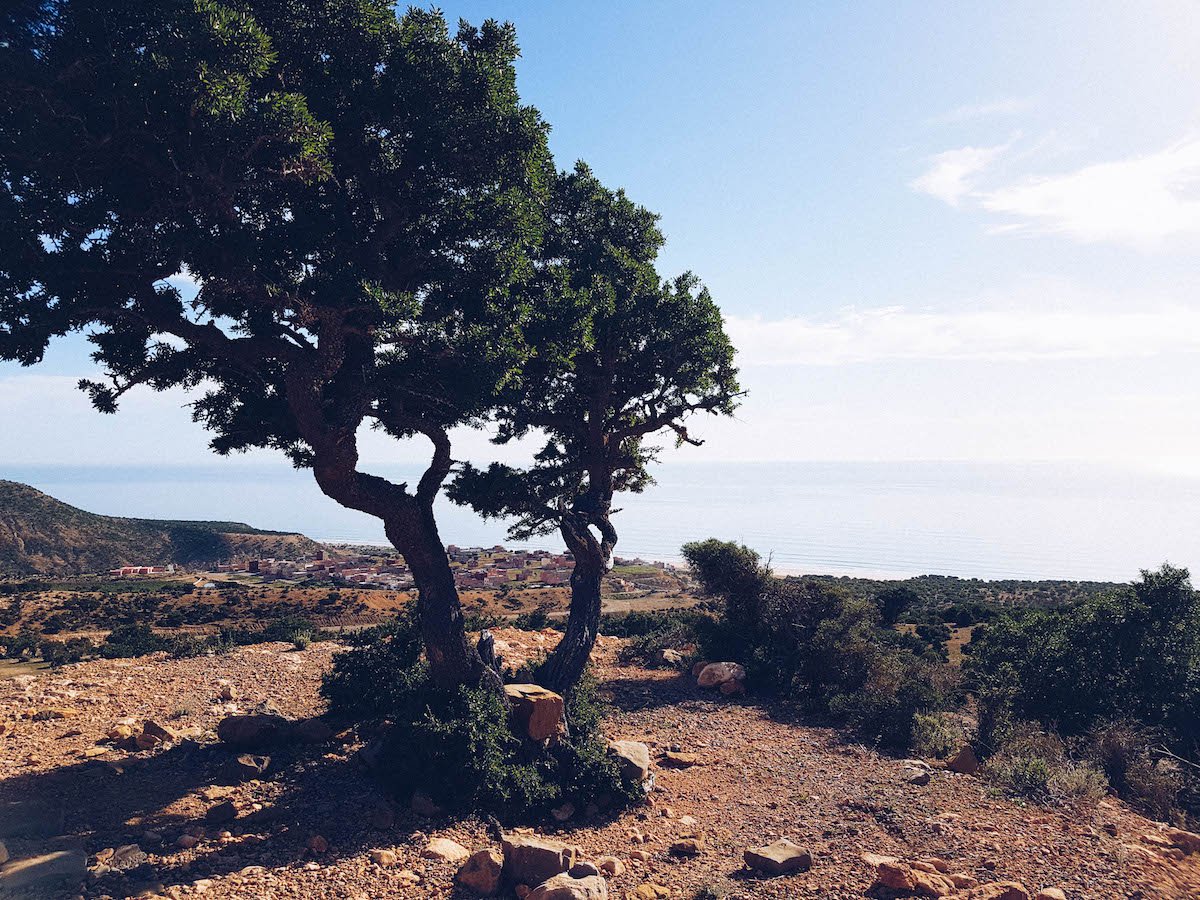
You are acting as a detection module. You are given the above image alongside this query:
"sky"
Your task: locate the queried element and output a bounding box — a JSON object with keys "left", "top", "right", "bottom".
{"left": 3, "top": 1, "right": 1200, "bottom": 476}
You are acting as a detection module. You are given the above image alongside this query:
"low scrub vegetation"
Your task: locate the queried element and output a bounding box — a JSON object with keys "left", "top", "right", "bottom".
{"left": 680, "top": 539, "right": 957, "bottom": 750}
{"left": 966, "top": 564, "right": 1200, "bottom": 825}
{"left": 321, "top": 609, "right": 640, "bottom": 821}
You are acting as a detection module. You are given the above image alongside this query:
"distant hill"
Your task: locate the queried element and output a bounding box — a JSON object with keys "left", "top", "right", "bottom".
{"left": 0, "top": 480, "right": 321, "bottom": 575}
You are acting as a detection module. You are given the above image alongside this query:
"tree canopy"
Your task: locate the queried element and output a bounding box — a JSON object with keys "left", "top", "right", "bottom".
{"left": 1, "top": 0, "right": 552, "bottom": 685}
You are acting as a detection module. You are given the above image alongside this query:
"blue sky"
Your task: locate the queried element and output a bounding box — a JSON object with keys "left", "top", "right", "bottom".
{"left": 3, "top": 1, "right": 1200, "bottom": 474}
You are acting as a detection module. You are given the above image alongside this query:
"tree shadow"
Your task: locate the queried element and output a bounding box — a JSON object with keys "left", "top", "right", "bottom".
{"left": 0, "top": 728, "right": 480, "bottom": 899}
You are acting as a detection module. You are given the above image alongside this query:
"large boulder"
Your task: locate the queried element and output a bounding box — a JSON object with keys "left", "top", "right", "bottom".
{"left": 457, "top": 848, "right": 504, "bottom": 895}
{"left": 526, "top": 872, "right": 608, "bottom": 900}
{"left": 696, "top": 662, "right": 745, "bottom": 689}
{"left": 504, "top": 685, "right": 565, "bottom": 742}
{"left": 744, "top": 839, "right": 813, "bottom": 875}
{"left": 0, "top": 848, "right": 87, "bottom": 894}
{"left": 608, "top": 740, "right": 651, "bottom": 783}
{"left": 502, "top": 833, "right": 576, "bottom": 887}
{"left": 217, "top": 714, "right": 291, "bottom": 749}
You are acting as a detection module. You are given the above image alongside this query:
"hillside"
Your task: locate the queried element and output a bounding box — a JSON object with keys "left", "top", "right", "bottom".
{"left": 0, "top": 480, "right": 320, "bottom": 575}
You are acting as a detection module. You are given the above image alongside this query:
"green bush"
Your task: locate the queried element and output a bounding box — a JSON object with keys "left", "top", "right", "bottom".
{"left": 985, "top": 727, "right": 1108, "bottom": 805}
{"left": 682, "top": 539, "right": 952, "bottom": 751}
{"left": 321, "top": 611, "right": 640, "bottom": 821}
{"left": 101, "top": 624, "right": 170, "bottom": 658}
{"left": 966, "top": 565, "right": 1200, "bottom": 823}
{"left": 911, "top": 712, "right": 966, "bottom": 759}
{"left": 39, "top": 637, "right": 96, "bottom": 667}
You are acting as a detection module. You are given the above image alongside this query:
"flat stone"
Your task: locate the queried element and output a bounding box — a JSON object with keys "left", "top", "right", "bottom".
{"left": 502, "top": 833, "right": 576, "bottom": 886}
{"left": 744, "top": 839, "right": 813, "bottom": 875}
{"left": 527, "top": 872, "right": 608, "bottom": 900}
{"left": 0, "top": 848, "right": 87, "bottom": 893}
{"left": 422, "top": 837, "right": 469, "bottom": 863}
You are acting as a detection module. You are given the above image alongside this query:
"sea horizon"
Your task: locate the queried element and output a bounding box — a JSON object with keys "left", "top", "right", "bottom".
{"left": 4, "top": 458, "right": 1198, "bottom": 584}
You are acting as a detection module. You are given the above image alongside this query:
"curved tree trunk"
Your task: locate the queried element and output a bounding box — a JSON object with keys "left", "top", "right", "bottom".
{"left": 383, "top": 500, "right": 483, "bottom": 689}
{"left": 538, "top": 515, "right": 612, "bottom": 695}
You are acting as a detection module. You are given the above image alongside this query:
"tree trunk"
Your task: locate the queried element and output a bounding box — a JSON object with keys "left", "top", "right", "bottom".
{"left": 383, "top": 499, "right": 484, "bottom": 689}
{"left": 538, "top": 517, "right": 608, "bottom": 695}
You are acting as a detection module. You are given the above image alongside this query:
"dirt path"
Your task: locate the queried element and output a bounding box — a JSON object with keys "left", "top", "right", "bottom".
{"left": 0, "top": 632, "right": 1197, "bottom": 898}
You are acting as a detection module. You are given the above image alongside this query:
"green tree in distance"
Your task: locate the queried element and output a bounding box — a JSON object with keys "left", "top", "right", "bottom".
{"left": 0, "top": 1, "right": 551, "bottom": 687}
{"left": 449, "top": 164, "right": 740, "bottom": 693}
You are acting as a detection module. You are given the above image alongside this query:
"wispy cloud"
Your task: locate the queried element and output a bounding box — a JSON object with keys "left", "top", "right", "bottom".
{"left": 727, "top": 303, "right": 1200, "bottom": 366}
{"left": 913, "top": 135, "right": 1200, "bottom": 247}
{"left": 910, "top": 142, "right": 1011, "bottom": 206}
{"left": 978, "top": 138, "right": 1200, "bottom": 245}
{"left": 927, "top": 96, "right": 1031, "bottom": 125}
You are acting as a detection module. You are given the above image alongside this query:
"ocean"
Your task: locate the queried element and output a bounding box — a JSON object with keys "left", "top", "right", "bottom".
{"left": 5, "top": 460, "right": 1199, "bottom": 583}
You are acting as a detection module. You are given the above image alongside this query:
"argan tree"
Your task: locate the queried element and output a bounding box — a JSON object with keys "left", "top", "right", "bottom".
{"left": 0, "top": 1, "right": 552, "bottom": 687}
{"left": 449, "top": 164, "right": 740, "bottom": 693}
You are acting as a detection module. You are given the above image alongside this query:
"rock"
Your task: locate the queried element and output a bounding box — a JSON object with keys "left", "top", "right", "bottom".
{"left": 596, "top": 855, "right": 624, "bottom": 876}
{"left": 662, "top": 751, "right": 700, "bottom": 768}
{"left": 306, "top": 835, "right": 329, "bottom": 855}
{"left": 608, "top": 741, "right": 652, "bottom": 782}
{"left": 552, "top": 802, "right": 576, "bottom": 822}
{"left": 633, "top": 885, "right": 671, "bottom": 900}
{"left": 743, "top": 839, "right": 813, "bottom": 875}
{"left": 0, "top": 848, "right": 87, "bottom": 893}
{"left": 690, "top": 661, "right": 709, "bottom": 677}
{"left": 1034, "top": 890, "right": 1067, "bottom": 900}
{"left": 570, "top": 862, "right": 601, "bottom": 878}
{"left": 369, "top": 848, "right": 398, "bottom": 867}
{"left": 107, "top": 724, "right": 135, "bottom": 742}
{"left": 292, "top": 717, "right": 335, "bottom": 744}
{"left": 967, "top": 884, "right": 1030, "bottom": 900}
{"left": 502, "top": 833, "right": 577, "bottom": 886}
{"left": 411, "top": 791, "right": 442, "bottom": 817}
{"left": 398, "top": 869, "right": 421, "bottom": 885}
{"left": 504, "top": 684, "right": 566, "bottom": 742}
{"left": 0, "top": 840, "right": 7, "bottom": 865}
{"left": 227, "top": 753, "right": 271, "bottom": 782}
{"left": 457, "top": 848, "right": 503, "bottom": 895}
{"left": 176, "top": 834, "right": 199, "bottom": 849}
{"left": 719, "top": 679, "right": 747, "bottom": 696}
{"left": 950, "top": 873, "right": 980, "bottom": 889}
{"left": 653, "top": 648, "right": 684, "bottom": 667}
{"left": 696, "top": 662, "right": 746, "bottom": 688}
{"left": 110, "top": 843, "right": 147, "bottom": 870}
{"left": 629, "top": 849, "right": 651, "bottom": 863}
{"left": 1167, "top": 827, "right": 1200, "bottom": 853}
{"left": 905, "top": 767, "right": 932, "bottom": 786}
{"left": 947, "top": 744, "right": 981, "bottom": 775}
{"left": 217, "top": 713, "right": 290, "bottom": 749}
{"left": 141, "top": 719, "right": 180, "bottom": 744}
{"left": 218, "top": 680, "right": 237, "bottom": 701}
{"left": 422, "top": 837, "right": 470, "bottom": 863}
{"left": 669, "top": 838, "right": 704, "bottom": 857}
{"left": 874, "top": 859, "right": 955, "bottom": 897}
{"left": 204, "top": 801, "right": 238, "bottom": 825}
{"left": 526, "top": 872, "right": 608, "bottom": 900}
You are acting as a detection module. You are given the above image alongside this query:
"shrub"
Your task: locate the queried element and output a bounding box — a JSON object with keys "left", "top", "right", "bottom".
{"left": 101, "top": 624, "right": 169, "bottom": 658}
{"left": 911, "top": 712, "right": 967, "bottom": 760}
{"left": 682, "top": 539, "right": 951, "bottom": 751}
{"left": 39, "top": 637, "right": 96, "bottom": 667}
{"left": 321, "top": 612, "right": 639, "bottom": 821}
{"left": 985, "top": 727, "right": 1108, "bottom": 805}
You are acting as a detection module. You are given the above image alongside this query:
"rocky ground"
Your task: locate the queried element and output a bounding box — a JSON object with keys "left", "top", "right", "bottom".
{"left": 1, "top": 629, "right": 1198, "bottom": 899}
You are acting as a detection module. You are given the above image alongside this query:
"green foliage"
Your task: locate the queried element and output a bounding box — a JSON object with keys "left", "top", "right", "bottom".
{"left": 604, "top": 608, "right": 715, "bottom": 666}
{"left": 682, "top": 539, "right": 952, "bottom": 750}
{"left": 100, "top": 624, "right": 171, "bottom": 659}
{"left": 967, "top": 564, "right": 1200, "bottom": 823}
{"left": 321, "top": 614, "right": 639, "bottom": 820}
{"left": 39, "top": 637, "right": 96, "bottom": 667}
{"left": 876, "top": 585, "right": 919, "bottom": 625}
{"left": 985, "top": 727, "right": 1108, "bottom": 805}
{"left": 911, "top": 712, "right": 967, "bottom": 760}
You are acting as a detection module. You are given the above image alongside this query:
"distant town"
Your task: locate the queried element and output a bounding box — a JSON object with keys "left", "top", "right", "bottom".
{"left": 109, "top": 544, "right": 688, "bottom": 595}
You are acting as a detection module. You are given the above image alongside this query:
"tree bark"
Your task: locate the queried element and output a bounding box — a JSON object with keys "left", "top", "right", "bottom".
{"left": 537, "top": 515, "right": 611, "bottom": 695}
{"left": 382, "top": 499, "right": 483, "bottom": 689}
